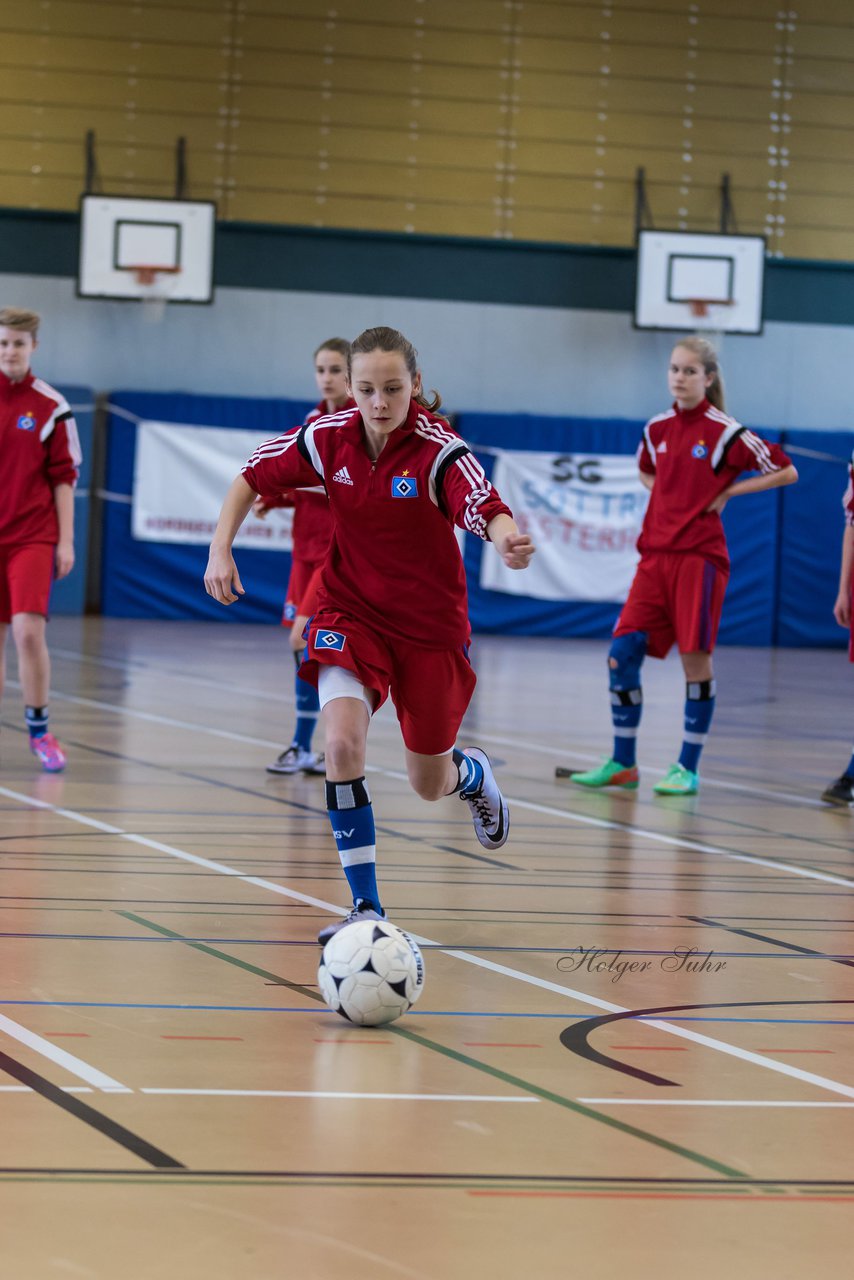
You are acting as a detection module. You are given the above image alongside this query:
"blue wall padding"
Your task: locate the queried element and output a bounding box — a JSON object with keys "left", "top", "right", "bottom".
{"left": 50, "top": 385, "right": 94, "bottom": 616}
{"left": 98, "top": 391, "right": 851, "bottom": 647}
{"left": 776, "top": 429, "right": 852, "bottom": 648}
{"left": 102, "top": 391, "right": 314, "bottom": 622}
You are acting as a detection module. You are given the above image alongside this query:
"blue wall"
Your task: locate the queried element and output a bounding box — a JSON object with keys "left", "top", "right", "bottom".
{"left": 98, "top": 390, "right": 850, "bottom": 647}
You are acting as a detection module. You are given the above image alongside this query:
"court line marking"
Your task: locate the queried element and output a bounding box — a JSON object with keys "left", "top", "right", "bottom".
{"left": 39, "top": 656, "right": 827, "bottom": 809}
{"left": 578, "top": 1099, "right": 854, "bottom": 1107}
{"left": 4, "top": 785, "right": 854, "bottom": 1109}
{"left": 139, "top": 1089, "right": 537, "bottom": 1101}
{"left": 0, "top": 1011, "right": 130, "bottom": 1093}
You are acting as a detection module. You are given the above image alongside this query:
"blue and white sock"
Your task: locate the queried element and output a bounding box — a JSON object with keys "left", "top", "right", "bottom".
{"left": 611, "top": 689, "right": 642, "bottom": 767}
{"left": 292, "top": 648, "right": 320, "bottom": 753}
{"left": 678, "top": 680, "right": 716, "bottom": 774}
{"left": 452, "top": 748, "right": 484, "bottom": 796}
{"left": 25, "top": 705, "right": 49, "bottom": 740}
{"left": 325, "top": 777, "right": 380, "bottom": 908}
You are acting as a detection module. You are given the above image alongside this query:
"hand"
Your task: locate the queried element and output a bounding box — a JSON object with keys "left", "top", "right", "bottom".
{"left": 204, "top": 545, "right": 245, "bottom": 604}
{"left": 705, "top": 491, "right": 730, "bottom": 514}
{"left": 834, "top": 591, "right": 852, "bottom": 628}
{"left": 55, "top": 540, "right": 75, "bottom": 579}
{"left": 252, "top": 497, "right": 271, "bottom": 520}
{"left": 500, "top": 533, "right": 535, "bottom": 570}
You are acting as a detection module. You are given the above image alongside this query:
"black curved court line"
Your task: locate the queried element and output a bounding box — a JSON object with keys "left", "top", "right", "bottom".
{"left": 559, "top": 999, "right": 854, "bottom": 1087}
{"left": 0, "top": 1049, "right": 184, "bottom": 1169}
{"left": 686, "top": 915, "right": 854, "bottom": 969}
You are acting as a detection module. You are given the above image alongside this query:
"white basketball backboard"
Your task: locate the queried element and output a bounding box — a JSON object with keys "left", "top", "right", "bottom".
{"left": 634, "top": 230, "right": 765, "bottom": 335}
{"left": 78, "top": 195, "right": 216, "bottom": 304}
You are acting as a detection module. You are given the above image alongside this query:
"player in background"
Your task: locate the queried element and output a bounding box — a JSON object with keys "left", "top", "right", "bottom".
{"left": 570, "top": 337, "right": 797, "bottom": 796}
{"left": 821, "top": 448, "right": 854, "bottom": 806}
{"left": 254, "top": 338, "right": 355, "bottom": 776}
{"left": 205, "top": 325, "right": 535, "bottom": 942}
{"left": 0, "top": 307, "right": 81, "bottom": 772}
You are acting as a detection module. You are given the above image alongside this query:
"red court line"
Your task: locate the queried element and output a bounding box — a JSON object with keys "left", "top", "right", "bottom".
{"left": 160, "top": 1036, "right": 243, "bottom": 1042}
{"left": 468, "top": 1191, "right": 854, "bottom": 1202}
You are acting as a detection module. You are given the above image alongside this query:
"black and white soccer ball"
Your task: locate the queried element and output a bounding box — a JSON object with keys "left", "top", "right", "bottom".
{"left": 318, "top": 919, "right": 425, "bottom": 1026}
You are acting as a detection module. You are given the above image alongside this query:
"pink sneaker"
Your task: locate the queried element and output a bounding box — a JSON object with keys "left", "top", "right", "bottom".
{"left": 30, "top": 732, "right": 67, "bottom": 773}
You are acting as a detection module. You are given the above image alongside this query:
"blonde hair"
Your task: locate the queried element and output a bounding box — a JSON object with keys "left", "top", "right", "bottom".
{"left": 0, "top": 307, "right": 40, "bottom": 338}
{"left": 349, "top": 326, "right": 445, "bottom": 417}
{"left": 314, "top": 336, "right": 350, "bottom": 361}
{"left": 673, "top": 336, "right": 725, "bottom": 411}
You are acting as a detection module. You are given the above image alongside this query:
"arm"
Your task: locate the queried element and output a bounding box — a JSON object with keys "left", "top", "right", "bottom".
{"left": 486, "top": 512, "right": 535, "bottom": 570}
{"left": 834, "top": 525, "right": 854, "bottom": 629}
{"left": 706, "top": 463, "right": 798, "bottom": 514}
{"left": 639, "top": 471, "right": 655, "bottom": 492}
{"left": 204, "top": 475, "right": 257, "bottom": 604}
{"left": 53, "top": 483, "right": 75, "bottom": 579}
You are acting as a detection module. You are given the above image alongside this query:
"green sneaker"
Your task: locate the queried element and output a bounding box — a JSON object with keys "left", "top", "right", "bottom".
{"left": 653, "top": 763, "right": 699, "bottom": 795}
{"left": 568, "top": 758, "right": 639, "bottom": 790}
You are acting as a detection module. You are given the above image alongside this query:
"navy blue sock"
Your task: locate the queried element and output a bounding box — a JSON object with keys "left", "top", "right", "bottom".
{"left": 610, "top": 689, "right": 642, "bottom": 767}
{"left": 678, "top": 680, "right": 716, "bottom": 773}
{"left": 451, "top": 748, "right": 484, "bottom": 795}
{"left": 325, "top": 777, "right": 380, "bottom": 908}
{"left": 25, "top": 706, "right": 49, "bottom": 739}
{"left": 293, "top": 648, "right": 319, "bottom": 752}
{"left": 845, "top": 747, "right": 854, "bottom": 778}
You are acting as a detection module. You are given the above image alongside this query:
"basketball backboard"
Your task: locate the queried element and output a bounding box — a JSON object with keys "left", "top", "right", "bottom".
{"left": 634, "top": 230, "right": 765, "bottom": 335}
{"left": 77, "top": 195, "right": 216, "bottom": 304}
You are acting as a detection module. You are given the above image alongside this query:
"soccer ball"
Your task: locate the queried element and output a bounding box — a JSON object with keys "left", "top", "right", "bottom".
{"left": 318, "top": 919, "right": 425, "bottom": 1026}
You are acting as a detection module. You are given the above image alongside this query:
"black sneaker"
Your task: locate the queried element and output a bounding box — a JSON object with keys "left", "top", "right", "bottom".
{"left": 317, "top": 898, "right": 385, "bottom": 947}
{"left": 821, "top": 774, "right": 854, "bottom": 807}
{"left": 459, "top": 746, "right": 509, "bottom": 850}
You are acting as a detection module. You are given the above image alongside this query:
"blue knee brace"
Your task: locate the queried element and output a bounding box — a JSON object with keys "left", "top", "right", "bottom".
{"left": 608, "top": 631, "right": 647, "bottom": 691}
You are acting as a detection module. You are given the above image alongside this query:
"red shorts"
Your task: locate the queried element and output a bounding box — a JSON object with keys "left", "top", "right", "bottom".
{"left": 300, "top": 611, "right": 477, "bottom": 756}
{"left": 0, "top": 542, "right": 55, "bottom": 624}
{"left": 280, "top": 556, "right": 322, "bottom": 628}
{"left": 614, "top": 553, "right": 728, "bottom": 659}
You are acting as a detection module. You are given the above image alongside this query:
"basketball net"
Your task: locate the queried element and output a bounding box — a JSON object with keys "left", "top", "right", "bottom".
{"left": 127, "top": 265, "right": 181, "bottom": 324}
{"left": 687, "top": 298, "right": 731, "bottom": 356}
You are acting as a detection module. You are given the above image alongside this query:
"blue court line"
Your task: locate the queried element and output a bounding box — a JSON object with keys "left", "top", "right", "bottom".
{"left": 0, "top": 1001, "right": 850, "bottom": 1025}
{"left": 0, "top": 933, "right": 851, "bottom": 960}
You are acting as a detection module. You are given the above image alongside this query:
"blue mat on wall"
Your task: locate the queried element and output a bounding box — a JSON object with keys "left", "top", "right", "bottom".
{"left": 102, "top": 391, "right": 314, "bottom": 622}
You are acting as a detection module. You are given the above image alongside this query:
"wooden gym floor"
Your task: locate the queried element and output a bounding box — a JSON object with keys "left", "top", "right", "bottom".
{"left": 1, "top": 617, "right": 852, "bottom": 1279}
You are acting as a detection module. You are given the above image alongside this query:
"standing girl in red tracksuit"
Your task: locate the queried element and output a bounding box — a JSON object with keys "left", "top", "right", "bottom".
{"left": 821, "top": 449, "right": 854, "bottom": 806}
{"left": 254, "top": 338, "right": 355, "bottom": 777}
{"left": 206, "top": 326, "right": 535, "bottom": 941}
{"left": 571, "top": 336, "right": 797, "bottom": 796}
{"left": 0, "top": 307, "right": 81, "bottom": 772}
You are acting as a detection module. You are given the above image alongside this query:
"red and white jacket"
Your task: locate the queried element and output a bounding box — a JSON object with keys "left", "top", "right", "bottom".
{"left": 0, "top": 370, "right": 81, "bottom": 546}
{"left": 843, "top": 449, "right": 854, "bottom": 528}
{"left": 243, "top": 400, "right": 511, "bottom": 648}
{"left": 637, "top": 398, "right": 791, "bottom": 573}
{"left": 257, "top": 399, "right": 355, "bottom": 564}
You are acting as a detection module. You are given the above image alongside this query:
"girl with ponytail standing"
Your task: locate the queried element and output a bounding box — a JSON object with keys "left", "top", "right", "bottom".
{"left": 571, "top": 338, "right": 797, "bottom": 796}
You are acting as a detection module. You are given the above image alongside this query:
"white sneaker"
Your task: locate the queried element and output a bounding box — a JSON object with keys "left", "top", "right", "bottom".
{"left": 318, "top": 899, "right": 385, "bottom": 946}
{"left": 267, "top": 745, "right": 325, "bottom": 775}
{"left": 459, "top": 746, "right": 509, "bottom": 850}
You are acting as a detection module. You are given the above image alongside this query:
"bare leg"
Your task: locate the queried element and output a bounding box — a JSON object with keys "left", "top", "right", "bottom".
{"left": 11, "top": 612, "right": 50, "bottom": 705}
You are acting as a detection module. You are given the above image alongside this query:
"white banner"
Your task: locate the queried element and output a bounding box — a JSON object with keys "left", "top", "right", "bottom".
{"left": 132, "top": 421, "right": 295, "bottom": 550}
{"left": 480, "top": 450, "right": 648, "bottom": 601}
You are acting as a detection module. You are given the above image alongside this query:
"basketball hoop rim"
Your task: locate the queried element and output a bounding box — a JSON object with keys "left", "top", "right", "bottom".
{"left": 687, "top": 297, "right": 734, "bottom": 318}
{"left": 124, "top": 264, "right": 183, "bottom": 286}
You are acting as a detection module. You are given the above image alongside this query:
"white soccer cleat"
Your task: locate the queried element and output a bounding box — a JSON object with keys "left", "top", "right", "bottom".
{"left": 459, "top": 746, "right": 509, "bottom": 850}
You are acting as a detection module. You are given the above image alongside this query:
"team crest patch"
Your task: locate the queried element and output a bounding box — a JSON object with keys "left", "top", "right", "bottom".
{"left": 283, "top": 602, "right": 297, "bottom": 621}
{"left": 391, "top": 474, "right": 418, "bottom": 498}
{"left": 314, "top": 629, "right": 347, "bottom": 652}
{"left": 16, "top": 413, "right": 36, "bottom": 432}
{"left": 691, "top": 442, "right": 708, "bottom": 459}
